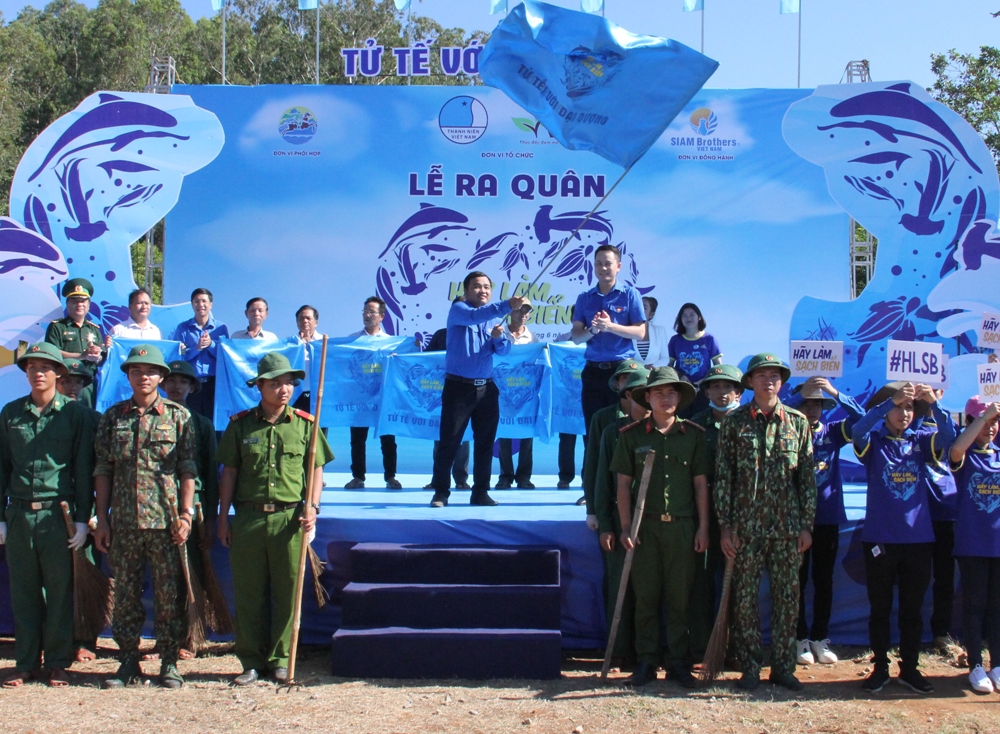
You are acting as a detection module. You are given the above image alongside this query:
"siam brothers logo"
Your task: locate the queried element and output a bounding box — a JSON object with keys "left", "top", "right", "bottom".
{"left": 689, "top": 107, "right": 718, "bottom": 135}
{"left": 278, "top": 107, "right": 318, "bottom": 145}
{"left": 439, "top": 96, "right": 488, "bottom": 144}
{"left": 671, "top": 105, "right": 738, "bottom": 161}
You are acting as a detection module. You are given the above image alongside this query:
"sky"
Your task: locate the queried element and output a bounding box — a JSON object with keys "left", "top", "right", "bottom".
{"left": 0, "top": 0, "right": 997, "bottom": 90}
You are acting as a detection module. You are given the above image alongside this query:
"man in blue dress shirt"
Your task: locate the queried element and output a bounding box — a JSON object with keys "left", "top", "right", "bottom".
{"left": 429, "top": 272, "right": 529, "bottom": 508}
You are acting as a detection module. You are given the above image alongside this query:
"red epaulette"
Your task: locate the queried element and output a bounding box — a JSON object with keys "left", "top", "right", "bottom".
{"left": 293, "top": 409, "right": 315, "bottom": 422}
{"left": 619, "top": 418, "right": 643, "bottom": 433}
{"left": 230, "top": 409, "right": 251, "bottom": 422}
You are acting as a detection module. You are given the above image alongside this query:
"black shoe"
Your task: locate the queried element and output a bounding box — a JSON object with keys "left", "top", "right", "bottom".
{"left": 272, "top": 667, "right": 289, "bottom": 683}
{"left": 159, "top": 662, "right": 184, "bottom": 689}
{"left": 861, "top": 665, "right": 890, "bottom": 693}
{"left": 430, "top": 493, "right": 449, "bottom": 508}
{"left": 455, "top": 481, "right": 471, "bottom": 490}
{"left": 495, "top": 479, "right": 513, "bottom": 490}
{"left": 423, "top": 482, "right": 434, "bottom": 490}
{"left": 622, "top": 661, "right": 656, "bottom": 687}
{"left": 669, "top": 666, "right": 698, "bottom": 689}
{"left": 234, "top": 669, "right": 259, "bottom": 686}
{"left": 557, "top": 480, "right": 571, "bottom": 489}
{"left": 898, "top": 667, "right": 934, "bottom": 694}
{"left": 768, "top": 672, "right": 803, "bottom": 691}
{"left": 104, "top": 656, "right": 142, "bottom": 689}
{"left": 736, "top": 670, "right": 760, "bottom": 691}
{"left": 575, "top": 495, "right": 586, "bottom": 506}
{"left": 470, "top": 492, "right": 499, "bottom": 507}
{"left": 517, "top": 481, "right": 535, "bottom": 489}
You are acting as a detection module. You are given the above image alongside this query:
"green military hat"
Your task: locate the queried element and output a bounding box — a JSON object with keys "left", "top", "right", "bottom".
{"left": 618, "top": 365, "right": 651, "bottom": 398}
{"left": 608, "top": 359, "right": 644, "bottom": 392}
{"left": 16, "top": 342, "right": 66, "bottom": 373}
{"left": 700, "top": 364, "right": 744, "bottom": 393}
{"left": 865, "top": 380, "right": 909, "bottom": 411}
{"left": 632, "top": 366, "right": 697, "bottom": 412}
{"left": 248, "top": 351, "right": 305, "bottom": 387}
{"left": 167, "top": 360, "right": 201, "bottom": 393}
{"left": 61, "top": 278, "right": 94, "bottom": 299}
{"left": 120, "top": 344, "right": 170, "bottom": 376}
{"left": 741, "top": 352, "right": 791, "bottom": 389}
{"left": 62, "top": 358, "right": 94, "bottom": 385}
{"left": 792, "top": 382, "right": 836, "bottom": 411}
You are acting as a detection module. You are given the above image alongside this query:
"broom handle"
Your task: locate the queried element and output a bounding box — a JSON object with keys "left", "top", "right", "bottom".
{"left": 195, "top": 502, "right": 206, "bottom": 541}
{"left": 169, "top": 504, "right": 196, "bottom": 605}
{"left": 600, "top": 450, "right": 656, "bottom": 681}
{"left": 288, "top": 334, "right": 329, "bottom": 684}
{"left": 59, "top": 501, "right": 78, "bottom": 540}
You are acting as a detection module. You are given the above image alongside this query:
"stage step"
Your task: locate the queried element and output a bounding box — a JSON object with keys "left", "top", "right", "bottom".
{"left": 331, "top": 627, "right": 562, "bottom": 680}
{"left": 348, "top": 543, "right": 560, "bottom": 586}
{"left": 341, "top": 582, "right": 561, "bottom": 630}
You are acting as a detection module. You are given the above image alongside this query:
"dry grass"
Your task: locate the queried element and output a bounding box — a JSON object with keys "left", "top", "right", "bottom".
{"left": 1, "top": 640, "right": 999, "bottom": 733}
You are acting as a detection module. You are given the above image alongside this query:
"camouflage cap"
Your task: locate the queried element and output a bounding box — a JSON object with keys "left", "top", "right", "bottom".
{"left": 617, "top": 366, "right": 651, "bottom": 398}
{"left": 167, "top": 360, "right": 201, "bottom": 394}
{"left": 865, "top": 380, "right": 910, "bottom": 411}
{"left": 741, "top": 353, "right": 791, "bottom": 389}
{"left": 608, "top": 359, "right": 644, "bottom": 392}
{"left": 700, "top": 364, "right": 744, "bottom": 393}
{"left": 61, "top": 278, "right": 94, "bottom": 299}
{"left": 792, "top": 382, "right": 837, "bottom": 411}
{"left": 248, "top": 352, "right": 305, "bottom": 387}
{"left": 62, "top": 358, "right": 93, "bottom": 384}
{"left": 632, "top": 366, "right": 697, "bottom": 412}
{"left": 17, "top": 342, "right": 66, "bottom": 373}
{"left": 120, "top": 344, "right": 170, "bottom": 376}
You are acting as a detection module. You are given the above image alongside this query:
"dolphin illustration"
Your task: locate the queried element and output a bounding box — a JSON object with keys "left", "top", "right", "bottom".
{"left": 379, "top": 203, "right": 472, "bottom": 258}
{"left": 0, "top": 217, "right": 67, "bottom": 277}
{"left": 533, "top": 205, "right": 613, "bottom": 244}
{"left": 57, "top": 159, "right": 109, "bottom": 242}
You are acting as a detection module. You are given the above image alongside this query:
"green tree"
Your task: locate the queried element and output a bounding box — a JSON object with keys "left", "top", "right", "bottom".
{"left": 930, "top": 46, "right": 1000, "bottom": 166}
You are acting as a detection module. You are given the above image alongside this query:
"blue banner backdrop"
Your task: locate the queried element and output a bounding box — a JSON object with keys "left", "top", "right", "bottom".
{"left": 215, "top": 337, "right": 306, "bottom": 429}
{"left": 95, "top": 338, "right": 183, "bottom": 412}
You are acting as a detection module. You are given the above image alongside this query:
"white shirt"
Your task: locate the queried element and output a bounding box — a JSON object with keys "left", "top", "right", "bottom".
{"left": 112, "top": 318, "right": 161, "bottom": 340}
{"left": 349, "top": 327, "right": 390, "bottom": 339}
{"left": 231, "top": 328, "right": 278, "bottom": 340}
{"left": 505, "top": 323, "right": 536, "bottom": 345}
{"left": 635, "top": 322, "right": 670, "bottom": 367}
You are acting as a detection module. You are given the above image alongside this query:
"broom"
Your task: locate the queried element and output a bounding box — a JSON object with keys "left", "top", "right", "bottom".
{"left": 194, "top": 502, "right": 234, "bottom": 635}
{"left": 698, "top": 555, "right": 735, "bottom": 682}
{"left": 170, "top": 504, "right": 207, "bottom": 653}
{"left": 59, "top": 502, "right": 114, "bottom": 643}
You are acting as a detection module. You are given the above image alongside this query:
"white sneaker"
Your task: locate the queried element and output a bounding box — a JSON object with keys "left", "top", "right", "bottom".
{"left": 810, "top": 638, "right": 838, "bottom": 664}
{"left": 988, "top": 667, "right": 1000, "bottom": 690}
{"left": 796, "top": 639, "right": 815, "bottom": 665}
{"left": 970, "top": 665, "right": 994, "bottom": 694}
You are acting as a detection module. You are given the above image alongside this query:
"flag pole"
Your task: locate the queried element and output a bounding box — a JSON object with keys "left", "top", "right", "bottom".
{"left": 222, "top": 1, "right": 227, "bottom": 84}
{"left": 316, "top": 3, "right": 320, "bottom": 85}
{"left": 797, "top": 1, "right": 802, "bottom": 88}
{"left": 700, "top": 4, "right": 705, "bottom": 54}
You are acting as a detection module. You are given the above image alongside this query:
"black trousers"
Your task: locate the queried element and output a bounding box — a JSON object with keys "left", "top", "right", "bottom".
{"left": 581, "top": 362, "right": 619, "bottom": 435}
{"left": 930, "top": 519, "right": 956, "bottom": 639}
{"left": 863, "top": 541, "right": 933, "bottom": 670}
{"left": 797, "top": 523, "right": 840, "bottom": 641}
{"left": 349, "top": 427, "right": 397, "bottom": 481}
{"left": 431, "top": 379, "right": 500, "bottom": 498}
{"left": 498, "top": 439, "right": 533, "bottom": 485}
{"left": 957, "top": 556, "right": 1000, "bottom": 669}
{"left": 558, "top": 433, "right": 578, "bottom": 483}
{"left": 187, "top": 375, "right": 216, "bottom": 420}
{"left": 432, "top": 440, "right": 470, "bottom": 484}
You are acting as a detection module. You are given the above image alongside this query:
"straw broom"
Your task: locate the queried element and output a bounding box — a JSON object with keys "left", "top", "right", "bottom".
{"left": 698, "top": 555, "right": 735, "bottom": 682}
{"left": 59, "top": 502, "right": 113, "bottom": 642}
{"left": 170, "top": 504, "right": 207, "bottom": 652}
{"left": 194, "top": 502, "right": 233, "bottom": 635}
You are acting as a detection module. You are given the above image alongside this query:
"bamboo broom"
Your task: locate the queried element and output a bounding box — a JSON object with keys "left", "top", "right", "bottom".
{"left": 194, "top": 502, "right": 234, "bottom": 635}
{"left": 59, "top": 502, "right": 113, "bottom": 643}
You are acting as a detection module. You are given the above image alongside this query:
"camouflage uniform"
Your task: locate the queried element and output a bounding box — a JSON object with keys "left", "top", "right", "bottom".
{"left": 714, "top": 400, "right": 816, "bottom": 678}
{"left": 94, "top": 395, "right": 197, "bottom": 665}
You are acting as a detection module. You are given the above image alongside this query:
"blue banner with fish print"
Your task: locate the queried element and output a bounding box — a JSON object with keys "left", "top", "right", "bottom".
{"left": 494, "top": 342, "right": 550, "bottom": 440}
{"left": 377, "top": 352, "right": 449, "bottom": 441}
{"left": 308, "top": 335, "right": 419, "bottom": 429}
{"left": 95, "top": 338, "right": 183, "bottom": 413}
{"left": 548, "top": 342, "right": 587, "bottom": 435}
{"left": 214, "top": 337, "right": 306, "bottom": 430}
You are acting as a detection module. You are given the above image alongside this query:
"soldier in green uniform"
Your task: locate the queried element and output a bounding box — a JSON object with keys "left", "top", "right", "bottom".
{"left": 164, "top": 359, "right": 220, "bottom": 658}
{"left": 44, "top": 279, "right": 104, "bottom": 408}
{"left": 715, "top": 354, "right": 816, "bottom": 692}
{"left": 592, "top": 366, "right": 649, "bottom": 667}
{"left": 92, "top": 344, "right": 197, "bottom": 690}
{"left": 216, "top": 352, "right": 334, "bottom": 686}
{"left": 0, "top": 343, "right": 94, "bottom": 688}
{"left": 688, "top": 364, "right": 744, "bottom": 663}
{"left": 611, "top": 367, "right": 709, "bottom": 688}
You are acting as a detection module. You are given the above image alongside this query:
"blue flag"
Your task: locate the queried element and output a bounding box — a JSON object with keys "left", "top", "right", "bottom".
{"left": 581, "top": 0, "right": 603, "bottom": 13}
{"left": 494, "top": 343, "right": 549, "bottom": 440}
{"left": 215, "top": 338, "right": 305, "bottom": 430}
{"left": 309, "top": 335, "right": 418, "bottom": 429}
{"left": 548, "top": 342, "right": 587, "bottom": 435}
{"left": 683, "top": 0, "right": 704, "bottom": 11}
{"left": 780, "top": 0, "right": 800, "bottom": 13}
{"left": 394, "top": 0, "right": 410, "bottom": 10}
{"left": 377, "top": 352, "right": 450, "bottom": 441}
{"left": 211, "top": 0, "right": 224, "bottom": 11}
{"left": 490, "top": 0, "right": 508, "bottom": 14}
{"left": 480, "top": 0, "right": 719, "bottom": 168}
{"left": 95, "top": 339, "right": 183, "bottom": 413}
{"left": 299, "top": 0, "right": 318, "bottom": 9}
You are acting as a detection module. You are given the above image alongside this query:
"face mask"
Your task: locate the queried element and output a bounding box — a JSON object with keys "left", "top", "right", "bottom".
{"left": 711, "top": 400, "right": 738, "bottom": 413}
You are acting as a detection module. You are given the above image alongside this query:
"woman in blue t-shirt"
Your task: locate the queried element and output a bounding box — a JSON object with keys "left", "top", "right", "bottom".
{"left": 667, "top": 303, "right": 722, "bottom": 417}
{"left": 948, "top": 396, "right": 1000, "bottom": 694}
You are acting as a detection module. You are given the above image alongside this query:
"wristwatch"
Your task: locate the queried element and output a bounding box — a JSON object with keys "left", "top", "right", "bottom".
{"left": 310, "top": 502, "right": 321, "bottom": 514}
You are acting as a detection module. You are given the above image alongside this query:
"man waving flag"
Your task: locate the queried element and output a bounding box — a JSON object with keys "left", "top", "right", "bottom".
{"left": 480, "top": 0, "right": 719, "bottom": 169}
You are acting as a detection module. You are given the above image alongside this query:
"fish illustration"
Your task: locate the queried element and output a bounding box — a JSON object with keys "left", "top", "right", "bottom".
{"left": 56, "top": 159, "right": 109, "bottom": 242}
{"left": 533, "top": 205, "right": 613, "bottom": 244}
{"left": 0, "top": 217, "right": 67, "bottom": 280}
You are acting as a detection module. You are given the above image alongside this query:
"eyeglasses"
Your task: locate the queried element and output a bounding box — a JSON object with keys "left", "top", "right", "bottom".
{"left": 362, "top": 310, "right": 381, "bottom": 317}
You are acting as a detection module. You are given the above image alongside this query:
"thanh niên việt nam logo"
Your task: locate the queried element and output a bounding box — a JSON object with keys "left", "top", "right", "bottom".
{"left": 439, "top": 96, "right": 488, "bottom": 144}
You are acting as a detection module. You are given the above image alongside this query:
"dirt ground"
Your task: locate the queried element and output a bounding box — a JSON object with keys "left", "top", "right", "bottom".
{"left": 1, "top": 639, "right": 998, "bottom": 734}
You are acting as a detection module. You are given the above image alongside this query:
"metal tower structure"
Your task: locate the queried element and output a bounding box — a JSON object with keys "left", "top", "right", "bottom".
{"left": 843, "top": 60, "right": 876, "bottom": 297}
{"left": 140, "top": 57, "right": 177, "bottom": 293}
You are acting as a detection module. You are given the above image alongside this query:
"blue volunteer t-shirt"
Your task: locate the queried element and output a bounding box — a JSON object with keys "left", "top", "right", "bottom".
{"left": 668, "top": 332, "right": 721, "bottom": 383}
{"left": 573, "top": 281, "right": 644, "bottom": 363}
{"left": 914, "top": 416, "right": 958, "bottom": 522}
{"left": 951, "top": 445, "right": 1000, "bottom": 558}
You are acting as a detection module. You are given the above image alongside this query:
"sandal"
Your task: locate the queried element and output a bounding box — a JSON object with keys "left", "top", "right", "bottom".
{"left": 75, "top": 648, "right": 96, "bottom": 663}
{"left": 48, "top": 668, "right": 70, "bottom": 688}
{"left": 2, "top": 671, "right": 33, "bottom": 689}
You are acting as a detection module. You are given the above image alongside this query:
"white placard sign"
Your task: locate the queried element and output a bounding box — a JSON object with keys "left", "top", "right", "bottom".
{"left": 978, "top": 363, "right": 1000, "bottom": 403}
{"left": 885, "top": 340, "right": 945, "bottom": 387}
{"left": 979, "top": 312, "right": 1000, "bottom": 350}
{"left": 789, "top": 340, "right": 843, "bottom": 377}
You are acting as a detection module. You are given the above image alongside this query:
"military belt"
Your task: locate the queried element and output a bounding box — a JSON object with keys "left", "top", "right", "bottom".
{"left": 642, "top": 512, "right": 693, "bottom": 523}
{"left": 7, "top": 499, "right": 57, "bottom": 511}
{"left": 238, "top": 501, "right": 301, "bottom": 514}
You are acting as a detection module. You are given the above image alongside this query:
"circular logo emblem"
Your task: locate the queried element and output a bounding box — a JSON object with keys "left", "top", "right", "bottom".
{"left": 71, "top": 362, "right": 80, "bottom": 368}
{"left": 439, "top": 96, "right": 488, "bottom": 144}
{"left": 30, "top": 346, "right": 40, "bottom": 352}
{"left": 689, "top": 107, "right": 718, "bottom": 136}
{"left": 278, "top": 107, "right": 318, "bottom": 146}
{"left": 138, "top": 349, "right": 147, "bottom": 356}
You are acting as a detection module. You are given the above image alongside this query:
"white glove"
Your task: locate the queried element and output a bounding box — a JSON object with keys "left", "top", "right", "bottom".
{"left": 68, "top": 522, "right": 88, "bottom": 550}
{"left": 0, "top": 521, "right": 6, "bottom": 544}
{"left": 307, "top": 527, "right": 316, "bottom": 544}
{"left": 586, "top": 514, "right": 599, "bottom": 532}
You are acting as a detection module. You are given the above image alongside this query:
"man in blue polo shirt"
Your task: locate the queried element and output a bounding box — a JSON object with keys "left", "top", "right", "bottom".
{"left": 428, "top": 271, "right": 529, "bottom": 508}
